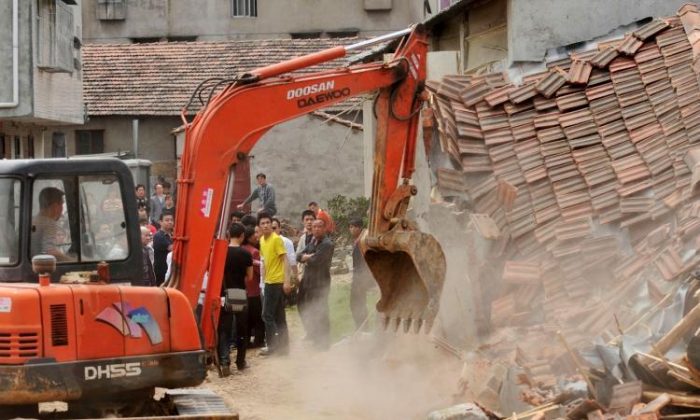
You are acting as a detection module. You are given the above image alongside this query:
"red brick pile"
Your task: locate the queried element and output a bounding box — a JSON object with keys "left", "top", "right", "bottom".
{"left": 428, "top": 4, "right": 700, "bottom": 418}
{"left": 431, "top": 5, "right": 700, "bottom": 344}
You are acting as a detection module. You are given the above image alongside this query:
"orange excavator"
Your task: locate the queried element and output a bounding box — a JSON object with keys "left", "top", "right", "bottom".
{"left": 0, "top": 25, "right": 445, "bottom": 418}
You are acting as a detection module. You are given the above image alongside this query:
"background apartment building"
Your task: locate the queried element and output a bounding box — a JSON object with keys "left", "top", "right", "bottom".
{"left": 0, "top": 0, "right": 83, "bottom": 159}
{"left": 67, "top": 0, "right": 434, "bottom": 217}
{"left": 82, "top": 0, "right": 429, "bottom": 43}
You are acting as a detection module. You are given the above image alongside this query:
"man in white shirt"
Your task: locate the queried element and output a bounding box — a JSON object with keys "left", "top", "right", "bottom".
{"left": 31, "top": 187, "right": 74, "bottom": 262}
{"left": 271, "top": 218, "right": 298, "bottom": 285}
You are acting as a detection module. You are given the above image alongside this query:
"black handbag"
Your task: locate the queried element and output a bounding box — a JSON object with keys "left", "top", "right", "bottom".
{"left": 224, "top": 288, "right": 247, "bottom": 313}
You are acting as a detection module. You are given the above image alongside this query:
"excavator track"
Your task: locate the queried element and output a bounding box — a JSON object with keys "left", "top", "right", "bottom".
{"left": 0, "top": 389, "right": 238, "bottom": 420}
{"left": 159, "top": 389, "right": 237, "bottom": 419}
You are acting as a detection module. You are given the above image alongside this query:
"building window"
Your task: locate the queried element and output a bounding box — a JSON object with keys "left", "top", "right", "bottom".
{"left": 97, "top": 0, "right": 126, "bottom": 20}
{"left": 166, "top": 36, "right": 198, "bottom": 42}
{"left": 232, "top": 0, "right": 257, "bottom": 17}
{"left": 130, "top": 37, "right": 163, "bottom": 44}
{"left": 13, "top": 136, "right": 20, "bottom": 159}
{"left": 75, "top": 130, "right": 104, "bottom": 155}
{"left": 37, "top": 0, "right": 74, "bottom": 73}
{"left": 26, "top": 136, "right": 34, "bottom": 159}
{"left": 52, "top": 132, "right": 66, "bottom": 157}
{"left": 290, "top": 32, "right": 322, "bottom": 39}
{"left": 327, "top": 30, "right": 360, "bottom": 38}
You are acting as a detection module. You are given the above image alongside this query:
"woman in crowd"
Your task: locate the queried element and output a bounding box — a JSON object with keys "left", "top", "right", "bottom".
{"left": 242, "top": 226, "right": 265, "bottom": 348}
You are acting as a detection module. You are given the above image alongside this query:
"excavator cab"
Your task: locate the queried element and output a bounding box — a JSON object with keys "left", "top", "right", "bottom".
{"left": 0, "top": 158, "right": 143, "bottom": 283}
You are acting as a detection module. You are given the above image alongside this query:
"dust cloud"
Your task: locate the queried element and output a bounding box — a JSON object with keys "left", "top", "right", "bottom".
{"left": 288, "top": 332, "right": 464, "bottom": 419}
{"left": 211, "top": 310, "right": 468, "bottom": 420}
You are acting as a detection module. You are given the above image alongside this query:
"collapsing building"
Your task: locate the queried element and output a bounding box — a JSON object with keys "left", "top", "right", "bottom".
{"left": 428, "top": 3, "right": 700, "bottom": 417}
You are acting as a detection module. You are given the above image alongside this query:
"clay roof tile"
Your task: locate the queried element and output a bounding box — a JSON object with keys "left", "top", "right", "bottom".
{"left": 567, "top": 60, "right": 593, "bottom": 85}
{"left": 617, "top": 34, "right": 644, "bottom": 55}
{"left": 83, "top": 37, "right": 364, "bottom": 115}
{"left": 633, "top": 18, "right": 672, "bottom": 41}
{"left": 535, "top": 69, "right": 568, "bottom": 98}
{"left": 509, "top": 82, "right": 539, "bottom": 104}
{"left": 590, "top": 47, "right": 620, "bottom": 68}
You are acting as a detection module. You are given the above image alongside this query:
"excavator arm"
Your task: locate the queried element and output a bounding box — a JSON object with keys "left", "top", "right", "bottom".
{"left": 166, "top": 25, "right": 446, "bottom": 351}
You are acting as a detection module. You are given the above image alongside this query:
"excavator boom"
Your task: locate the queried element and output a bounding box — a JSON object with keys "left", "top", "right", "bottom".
{"left": 0, "top": 25, "right": 445, "bottom": 415}
{"left": 169, "top": 25, "right": 446, "bottom": 350}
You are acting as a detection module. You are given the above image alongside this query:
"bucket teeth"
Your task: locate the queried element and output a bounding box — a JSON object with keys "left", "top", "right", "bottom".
{"left": 402, "top": 318, "right": 412, "bottom": 333}
{"left": 382, "top": 316, "right": 391, "bottom": 331}
{"left": 413, "top": 318, "right": 423, "bottom": 334}
{"left": 392, "top": 316, "right": 402, "bottom": 333}
{"left": 423, "top": 319, "right": 433, "bottom": 334}
{"left": 380, "top": 315, "right": 432, "bottom": 334}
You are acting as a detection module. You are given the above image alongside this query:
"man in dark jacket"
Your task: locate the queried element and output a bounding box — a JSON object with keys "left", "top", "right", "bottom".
{"left": 297, "top": 219, "right": 334, "bottom": 350}
{"left": 135, "top": 184, "right": 150, "bottom": 214}
{"left": 152, "top": 213, "right": 174, "bottom": 285}
{"left": 348, "top": 218, "right": 374, "bottom": 329}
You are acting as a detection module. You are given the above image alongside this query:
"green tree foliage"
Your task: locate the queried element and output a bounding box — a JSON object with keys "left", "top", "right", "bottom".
{"left": 325, "top": 194, "right": 370, "bottom": 242}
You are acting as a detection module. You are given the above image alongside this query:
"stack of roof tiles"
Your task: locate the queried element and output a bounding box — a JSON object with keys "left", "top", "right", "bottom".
{"left": 430, "top": 4, "right": 700, "bottom": 341}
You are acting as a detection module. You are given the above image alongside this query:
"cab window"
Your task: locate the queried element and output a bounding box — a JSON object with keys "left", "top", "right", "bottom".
{"left": 0, "top": 179, "right": 21, "bottom": 265}
{"left": 31, "top": 179, "right": 75, "bottom": 262}
{"left": 31, "top": 175, "right": 129, "bottom": 263}
{"left": 80, "top": 175, "right": 128, "bottom": 262}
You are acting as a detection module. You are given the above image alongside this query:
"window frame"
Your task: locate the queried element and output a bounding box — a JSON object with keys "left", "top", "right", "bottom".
{"left": 231, "top": 0, "right": 257, "bottom": 18}
{"left": 26, "top": 135, "right": 34, "bottom": 159}
{"left": 75, "top": 130, "right": 105, "bottom": 155}
{"left": 36, "top": 0, "right": 75, "bottom": 73}
{"left": 52, "top": 132, "right": 66, "bottom": 158}
{"left": 13, "top": 136, "right": 20, "bottom": 159}
{"left": 30, "top": 174, "right": 131, "bottom": 264}
{"left": 96, "top": 0, "right": 126, "bottom": 21}
{"left": 0, "top": 177, "right": 22, "bottom": 267}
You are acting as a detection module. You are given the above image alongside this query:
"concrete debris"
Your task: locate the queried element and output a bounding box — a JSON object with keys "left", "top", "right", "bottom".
{"left": 427, "top": 403, "right": 492, "bottom": 420}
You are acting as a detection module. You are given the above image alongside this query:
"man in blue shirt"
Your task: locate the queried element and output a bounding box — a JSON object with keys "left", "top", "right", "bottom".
{"left": 238, "top": 173, "right": 276, "bottom": 216}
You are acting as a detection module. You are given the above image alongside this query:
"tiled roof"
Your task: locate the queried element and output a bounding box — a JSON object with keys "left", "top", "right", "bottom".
{"left": 430, "top": 5, "right": 700, "bottom": 333}
{"left": 82, "top": 37, "right": 367, "bottom": 116}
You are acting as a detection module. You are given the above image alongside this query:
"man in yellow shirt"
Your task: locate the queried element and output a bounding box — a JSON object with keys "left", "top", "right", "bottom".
{"left": 258, "top": 212, "right": 291, "bottom": 356}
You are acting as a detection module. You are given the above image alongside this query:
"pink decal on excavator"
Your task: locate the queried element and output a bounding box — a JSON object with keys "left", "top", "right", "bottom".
{"left": 96, "top": 302, "right": 162, "bottom": 344}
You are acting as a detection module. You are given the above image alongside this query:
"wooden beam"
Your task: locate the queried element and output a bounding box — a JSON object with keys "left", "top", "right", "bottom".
{"left": 644, "top": 390, "right": 700, "bottom": 409}
{"left": 654, "top": 302, "right": 700, "bottom": 356}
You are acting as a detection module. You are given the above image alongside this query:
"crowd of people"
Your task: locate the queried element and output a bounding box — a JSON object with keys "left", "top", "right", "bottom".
{"left": 136, "top": 179, "right": 175, "bottom": 287}
{"left": 136, "top": 172, "right": 374, "bottom": 378}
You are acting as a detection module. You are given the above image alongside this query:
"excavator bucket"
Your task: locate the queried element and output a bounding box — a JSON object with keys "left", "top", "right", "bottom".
{"left": 363, "top": 222, "right": 446, "bottom": 334}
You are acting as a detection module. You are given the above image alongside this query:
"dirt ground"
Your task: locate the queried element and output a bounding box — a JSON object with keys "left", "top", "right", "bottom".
{"left": 201, "top": 290, "right": 466, "bottom": 420}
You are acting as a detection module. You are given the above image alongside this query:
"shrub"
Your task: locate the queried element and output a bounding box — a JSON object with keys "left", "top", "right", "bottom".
{"left": 325, "top": 194, "right": 370, "bottom": 243}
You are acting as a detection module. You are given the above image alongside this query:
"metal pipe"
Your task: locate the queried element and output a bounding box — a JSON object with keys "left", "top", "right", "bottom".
{"left": 0, "top": 0, "right": 19, "bottom": 108}
{"left": 241, "top": 26, "right": 414, "bottom": 83}
{"left": 132, "top": 118, "right": 139, "bottom": 158}
{"left": 345, "top": 27, "right": 412, "bottom": 52}
{"left": 216, "top": 166, "right": 237, "bottom": 239}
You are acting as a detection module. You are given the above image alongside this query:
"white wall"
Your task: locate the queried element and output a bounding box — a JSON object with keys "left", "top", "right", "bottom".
{"left": 250, "top": 114, "right": 365, "bottom": 222}
{"left": 508, "top": 0, "right": 691, "bottom": 62}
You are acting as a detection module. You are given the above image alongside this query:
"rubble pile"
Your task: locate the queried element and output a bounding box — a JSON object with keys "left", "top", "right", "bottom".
{"left": 426, "top": 3, "right": 700, "bottom": 419}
